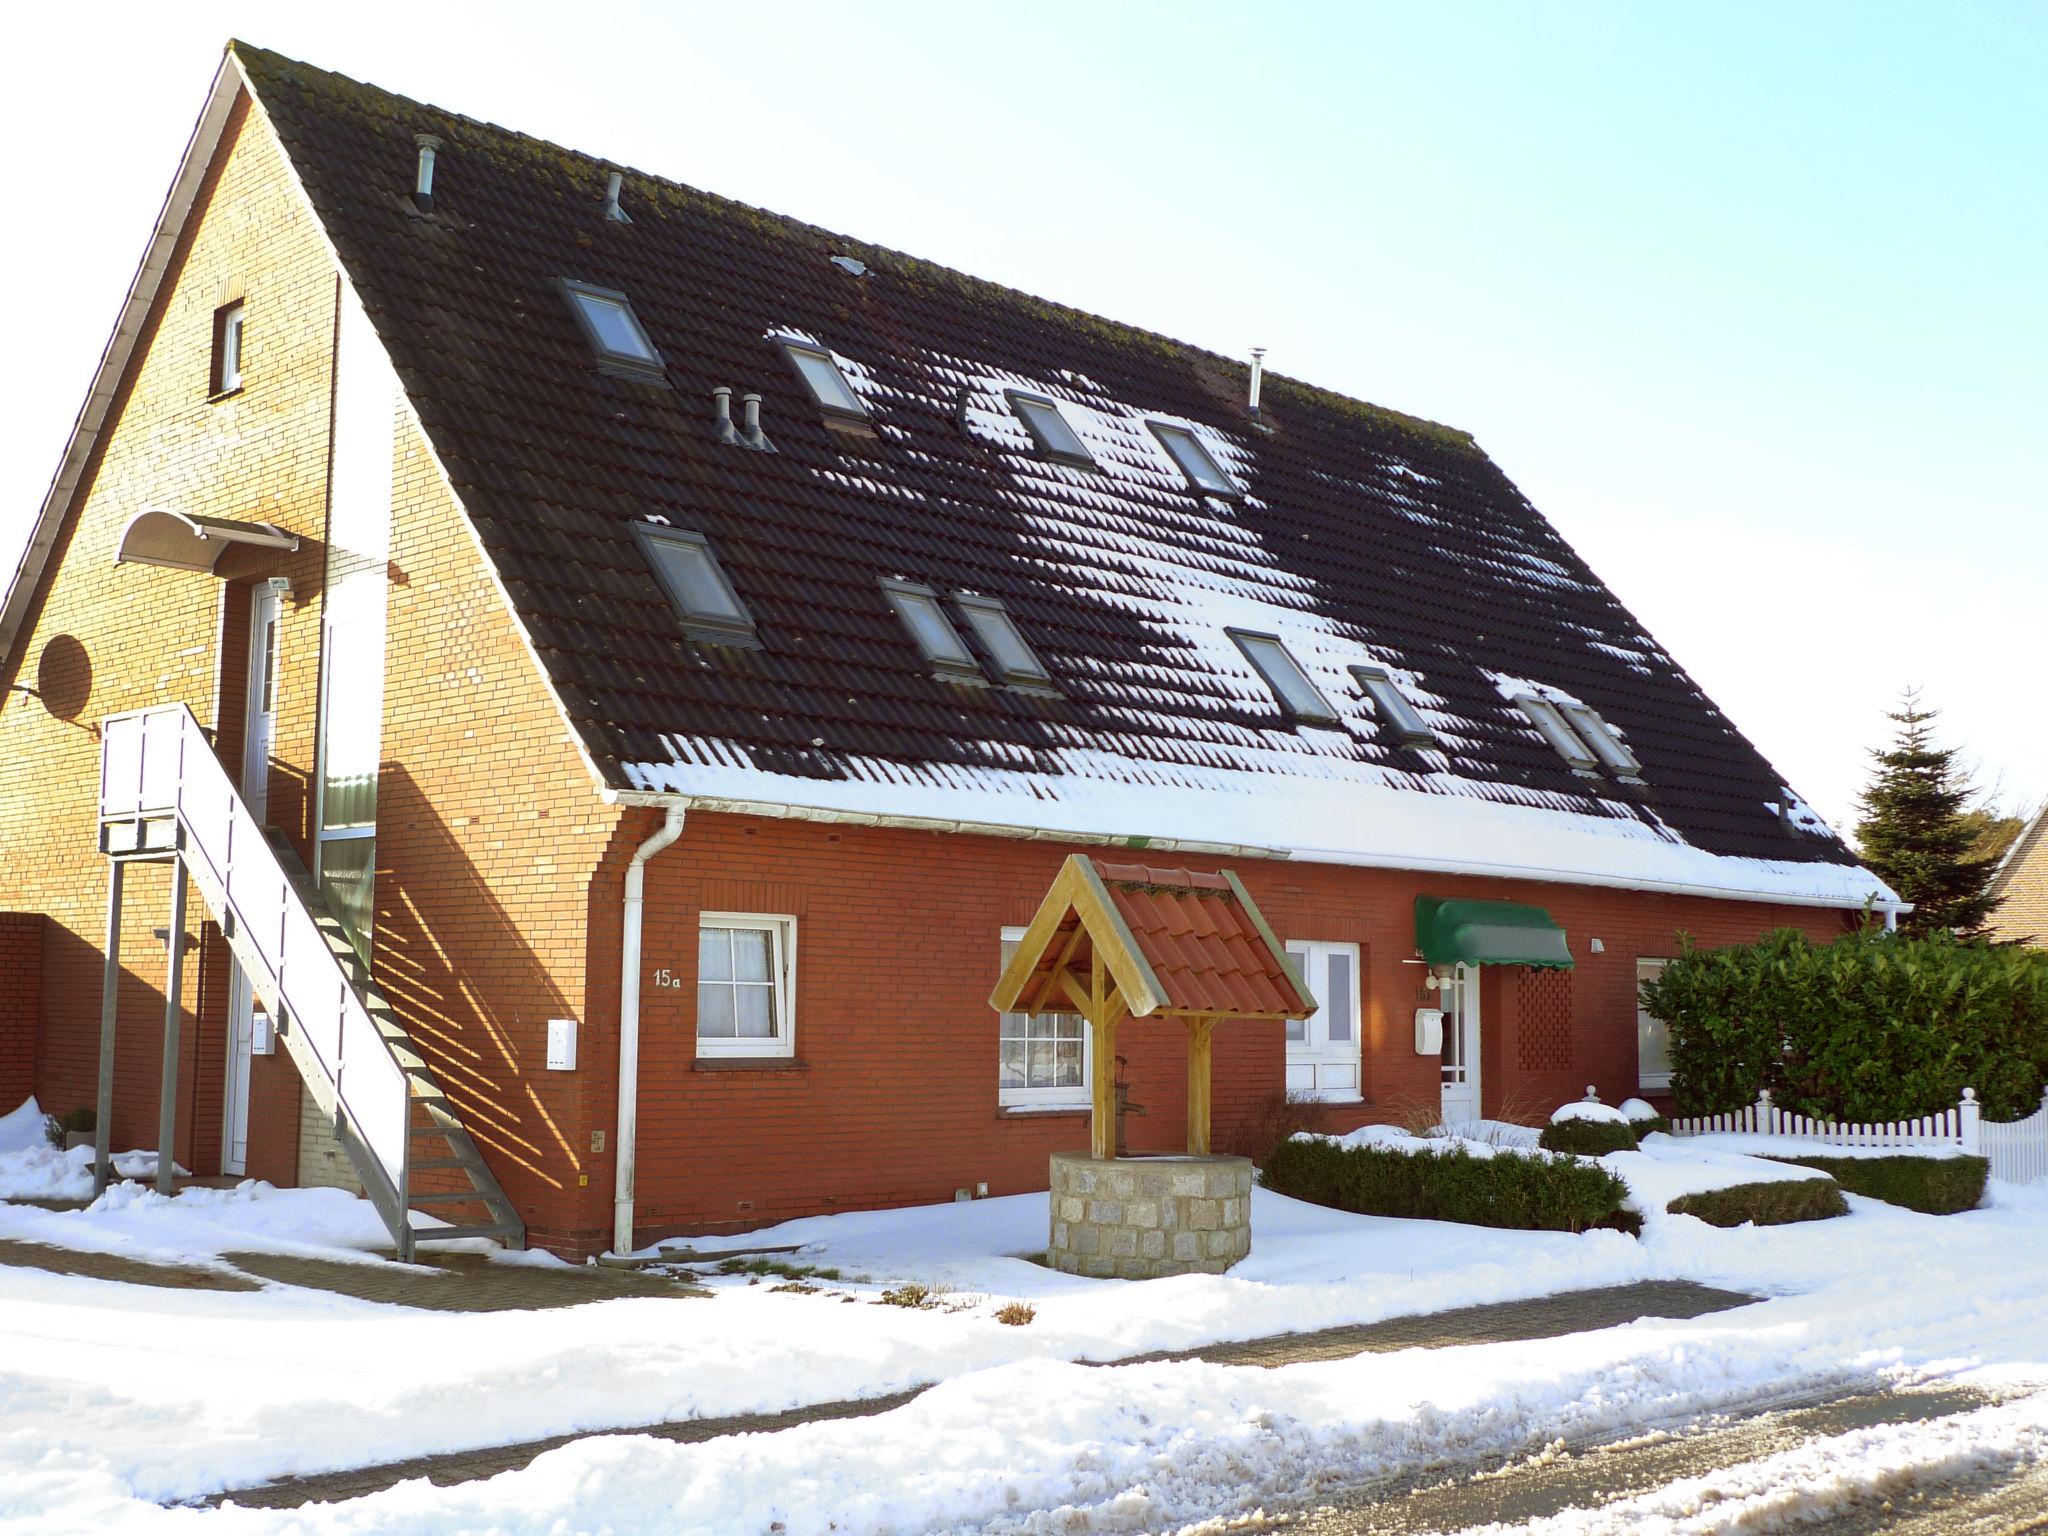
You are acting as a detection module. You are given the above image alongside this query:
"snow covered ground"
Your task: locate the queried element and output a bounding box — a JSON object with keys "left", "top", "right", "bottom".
{"left": 2, "top": 1140, "right": 2046, "bottom": 1533}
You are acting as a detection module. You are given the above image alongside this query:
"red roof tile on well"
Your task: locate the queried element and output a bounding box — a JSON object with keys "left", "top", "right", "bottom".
{"left": 1092, "top": 859, "right": 1303, "bottom": 1017}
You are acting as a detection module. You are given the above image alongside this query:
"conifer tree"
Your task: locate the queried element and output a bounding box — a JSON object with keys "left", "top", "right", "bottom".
{"left": 1854, "top": 691, "right": 2002, "bottom": 939}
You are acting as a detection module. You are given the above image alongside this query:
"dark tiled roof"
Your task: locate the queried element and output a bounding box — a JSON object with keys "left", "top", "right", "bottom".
{"left": 231, "top": 43, "right": 1857, "bottom": 873}
{"left": 1094, "top": 863, "right": 1313, "bottom": 1018}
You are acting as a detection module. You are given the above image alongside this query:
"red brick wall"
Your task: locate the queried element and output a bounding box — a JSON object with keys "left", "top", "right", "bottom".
{"left": 599, "top": 810, "right": 1855, "bottom": 1254}
{"left": 0, "top": 913, "right": 41, "bottom": 1112}
{"left": 0, "top": 95, "right": 329, "bottom": 1179}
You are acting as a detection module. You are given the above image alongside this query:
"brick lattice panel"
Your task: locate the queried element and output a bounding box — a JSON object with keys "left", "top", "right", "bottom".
{"left": 1517, "top": 969, "right": 1575, "bottom": 1072}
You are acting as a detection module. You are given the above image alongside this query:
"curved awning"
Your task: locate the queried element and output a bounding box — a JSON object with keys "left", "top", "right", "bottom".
{"left": 116, "top": 508, "right": 298, "bottom": 574}
{"left": 1415, "top": 895, "right": 1573, "bottom": 969}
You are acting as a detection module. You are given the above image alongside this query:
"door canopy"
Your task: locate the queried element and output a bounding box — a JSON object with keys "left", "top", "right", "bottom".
{"left": 116, "top": 508, "right": 298, "bottom": 574}
{"left": 1415, "top": 895, "right": 1573, "bottom": 970}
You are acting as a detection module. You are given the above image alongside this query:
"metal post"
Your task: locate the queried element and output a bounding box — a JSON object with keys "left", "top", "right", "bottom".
{"left": 156, "top": 865, "right": 187, "bottom": 1195}
{"left": 92, "top": 861, "right": 125, "bottom": 1197}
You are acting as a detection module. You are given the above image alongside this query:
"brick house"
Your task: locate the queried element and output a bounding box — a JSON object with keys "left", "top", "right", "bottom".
{"left": 1991, "top": 808, "right": 2047, "bottom": 947}
{"left": 0, "top": 43, "right": 1898, "bottom": 1259}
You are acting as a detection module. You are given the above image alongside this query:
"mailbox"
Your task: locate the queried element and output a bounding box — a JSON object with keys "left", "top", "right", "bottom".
{"left": 546, "top": 1018, "right": 578, "bottom": 1072}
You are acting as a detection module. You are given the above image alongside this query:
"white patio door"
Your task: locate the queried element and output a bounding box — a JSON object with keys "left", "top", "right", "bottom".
{"left": 223, "top": 584, "right": 281, "bottom": 1176}
{"left": 1284, "top": 940, "right": 1361, "bottom": 1101}
{"left": 1437, "top": 964, "right": 1481, "bottom": 1129}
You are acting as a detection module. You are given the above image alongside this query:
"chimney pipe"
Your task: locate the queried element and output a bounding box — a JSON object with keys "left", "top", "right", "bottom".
{"left": 413, "top": 133, "right": 442, "bottom": 212}
{"left": 1248, "top": 347, "right": 1267, "bottom": 416}
{"left": 741, "top": 392, "right": 766, "bottom": 448}
{"left": 712, "top": 386, "right": 738, "bottom": 445}
{"left": 604, "top": 171, "right": 632, "bottom": 224}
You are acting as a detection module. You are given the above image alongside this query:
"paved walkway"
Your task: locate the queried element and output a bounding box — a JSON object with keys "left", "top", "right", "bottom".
{"left": 0, "top": 1238, "right": 261, "bottom": 1292}
{"left": 205, "top": 1278, "right": 1755, "bottom": 1511}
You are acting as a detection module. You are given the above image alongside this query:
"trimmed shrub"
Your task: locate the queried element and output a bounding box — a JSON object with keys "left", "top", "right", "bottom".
{"left": 1618, "top": 1098, "right": 1672, "bottom": 1136}
{"left": 1538, "top": 1119, "right": 1639, "bottom": 1156}
{"left": 1666, "top": 1179, "right": 1847, "bottom": 1227}
{"left": 1260, "top": 1136, "right": 1633, "bottom": 1235}
{"left": 1640, "top": 928, "right": 2048, "bottom": 1123}
{"left": 1761, "top": 1154, "right": 1989, "bottom": 1215}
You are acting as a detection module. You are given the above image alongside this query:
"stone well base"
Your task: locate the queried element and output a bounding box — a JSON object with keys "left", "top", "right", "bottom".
{"left": 1047, "top": 1152, "right": 1253, "bottom": 1278}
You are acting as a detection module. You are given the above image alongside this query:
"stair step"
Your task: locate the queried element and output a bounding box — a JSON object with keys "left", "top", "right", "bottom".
{"left": 409, "top": 1222, "right": 521, "bottom": 1242}
{"left": 409, "top": 1157, "right": 473, "bottom": 1172}
{"left": 409, "top": 1190, "right": 488, "bottom": 1206}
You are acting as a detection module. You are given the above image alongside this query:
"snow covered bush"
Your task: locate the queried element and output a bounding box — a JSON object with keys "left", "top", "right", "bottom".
{"left": 1640, "top": 928, "right": 2048, "bottom": 1122}
{"left": 1618, "top": 1097, "right": 1671, "bottom": 1136}
{"left": 1538, "top": 1097, "right": 1639, "bottom": 1157}
{"left": 1260, "top": 1136, "right": 1633, "bottom": 1234}
{"left": 1665, "top": 1178, "right": 1847, "bottom": 1227}
{"left": 1761, "top": 1153, "right": 1989, "bottom": 1215}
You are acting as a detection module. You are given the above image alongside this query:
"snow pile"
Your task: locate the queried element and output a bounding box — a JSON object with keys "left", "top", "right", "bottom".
{"left": 1552, "top": 1096, "right": 1631, "bottom": 1126}
{"left": 0, "top": 1095, "right": 49, "bottom": 1153}
{"left": 1679, "top": 1130, "right": 1972, "bottom": 1161}
{"left": 1618, "top": 1096, "right": 1663, "bottom": 1123}
{"left": 0, "top": 1136, "right": 173, "bottom": 1205}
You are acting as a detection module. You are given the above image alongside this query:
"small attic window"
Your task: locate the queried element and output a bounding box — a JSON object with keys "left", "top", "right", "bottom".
{"left": 1560, "top": 702, "right": 1642, "bottom": 778}
{"left": 1514, "top": 695, "right": 1599, "bottom": 772}
{"left": 561, "top": 280, "right": 666, "bottom": 381}
{"left": 882, "top": 579, "right": 980, "bottom": 680}
{"left": 1230, "top": 630, "right": 1337, "bottom": 725}
{"left": 781, "top": 341, "right": 868, "bottom": 420}
{"left": 210, "top": 301, "right": 245, "bottom": 397}
{"left": 956, "top": 594, "right": 1054, "bottom": 689}
{"left": 1150, "top": 422, "right": 1237, "bottom": 496}
{"left": 1005, "top": 391, "right": 1093, "bottom": 468}
{"left": 1351, "top": 666, "right": 1435, "bottom": 746}
{"left": 631, "top": 524, "right": 757, "bottom": 646}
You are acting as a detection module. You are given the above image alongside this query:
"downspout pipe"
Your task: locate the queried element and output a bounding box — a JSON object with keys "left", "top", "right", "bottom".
{"left": 613, "top": 803, "right": 686, "bottom": 1256}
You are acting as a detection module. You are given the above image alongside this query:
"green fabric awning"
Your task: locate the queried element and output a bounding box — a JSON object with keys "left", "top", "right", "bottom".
{"left": 1414, "top": 896, "right": 1574, "bottom": 969}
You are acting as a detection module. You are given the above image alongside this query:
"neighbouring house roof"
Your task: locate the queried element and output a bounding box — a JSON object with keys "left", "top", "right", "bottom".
{"left": 2, "top": 42, "right": 1899, "bottom": 911}
{"left": 992, "top": 855, "right": 1315, "bottom": 1021}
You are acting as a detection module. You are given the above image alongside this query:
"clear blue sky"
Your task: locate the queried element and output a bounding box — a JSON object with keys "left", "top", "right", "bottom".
{"left": 5, "top": 1, "right": 2041, "bottom": 833}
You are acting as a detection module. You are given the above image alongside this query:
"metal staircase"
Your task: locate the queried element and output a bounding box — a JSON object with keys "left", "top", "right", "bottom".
{"left": 98, "top": 703, "right": 522, "bottom": 1259}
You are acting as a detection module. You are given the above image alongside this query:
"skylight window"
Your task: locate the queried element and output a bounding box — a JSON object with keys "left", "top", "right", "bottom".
{"left": 1560, "top": 702, "right": 1642, "bottom": 777}
{"left": 560, "top": 279, "right": 665, "bottom": 381}
{"left": 1351, "top": 666, "right": 1436, "bottom": 746}
{"left": 1005, "top": 391, "right": 1094, "bottom": 468}
{"left": 1230, "top": 631, "right": 1337, "bottom": 725}
{"left": 956, "top": 593, "right": 1054, "bottom": 688}
{"left": 882, "top": 579, "right": 980, "bottom": 679}
{"left": 631, "top": 524, "right": 757, "bottom": 646}
{"left": 781, "top": 341, "right": 868, "bottom": 419}
{"left": 1150, "top": 422, "right": 1238, "bottom": 496}
{"left": 1514, "top": 695, "right": 1599, "bottom": 772}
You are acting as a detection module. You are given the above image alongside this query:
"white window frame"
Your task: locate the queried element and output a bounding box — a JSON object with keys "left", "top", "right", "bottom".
{"left": 1636, "top": 958, "right": 1672, "bottom": 1092}
{"left": 998, "top": 926, "right": 1091, "bottom": 1110}
{"left": 212, "top": 300, "right": 245, "bottom": 396}
{"left": 696, "top": 913, "right": 797, "bottom": 1059}
{"left": 1284, "top": 939, "right": 1362, "bottom": 1102}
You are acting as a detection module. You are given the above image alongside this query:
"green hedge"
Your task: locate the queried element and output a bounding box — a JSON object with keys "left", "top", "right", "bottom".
{"left": 1761, "top": 1154, "right": 1988, "bottom": 1215}
{"left": 1538, "top": 1119, "right": 1639, "bottom": 1156}
{"left": 1640, "top": 928, "right": 2048, "bottom": 1122}
{"left": 1666, "top": 1179, "right": 1847, "bottom": 1227}
{"left": 1261, "top": 1137, "right": 1634, "bottom": 1234}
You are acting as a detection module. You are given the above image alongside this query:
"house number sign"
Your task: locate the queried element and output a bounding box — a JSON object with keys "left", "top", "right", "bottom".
{"left": 649, "top": 968, "right": 686, "bottom": 990}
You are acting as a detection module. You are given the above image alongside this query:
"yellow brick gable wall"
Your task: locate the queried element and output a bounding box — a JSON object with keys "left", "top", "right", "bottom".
{"left": 1991, "top": 812, "right": 2048, "bottom": 948}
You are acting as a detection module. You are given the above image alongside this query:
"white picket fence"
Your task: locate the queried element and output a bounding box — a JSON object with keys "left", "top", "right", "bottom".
{"left": 1669, "top": 1086, "right": 2048, "bottom": 1184}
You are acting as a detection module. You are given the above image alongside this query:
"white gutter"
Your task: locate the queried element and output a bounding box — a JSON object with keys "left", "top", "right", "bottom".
{"left": 599, "top": 788, "right": 1908, "bottom": 916}
{"left": 612, "top": 804, "right": 686, "bottom": 1256}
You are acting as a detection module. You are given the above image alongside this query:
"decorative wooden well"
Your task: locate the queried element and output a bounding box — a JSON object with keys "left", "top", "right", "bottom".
{"left": 991, "top": 855, "right": 1316, "bottom": 1277}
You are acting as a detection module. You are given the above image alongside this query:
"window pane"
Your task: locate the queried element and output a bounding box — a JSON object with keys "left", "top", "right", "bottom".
{"left": 790, "top": 347, "right": 865, "bottom": 414}
{"left": 1286, "top": 945, "right": 1310, "bottom": 1042}
{"left": 320, "top": 623, "right": 381, "bottom": 831}
{"left": 1327, "top": 952, "right": 1353, "bottom": 1043}
{"left": 1518, "top": 697, "right": 1597, "bottom": 769}
{"left": 1239, "top": 635, "right": 1331, "bottom": 720}
{"left": 575, "top": 292, "right": 654, "bottom": 359}
{"left": 1157, "top": 425, "right": 1233, "bottom": 492}
{"left": 1015, "top": 397, "right": 1089, "bottom": 461}
{"left": 697, "top": 983, "right": 736, "bottom": 1038}
{"left": 699, "top": 927, "right": 732, "bottom": 982}
{"left": 960, "top": 602, "right": 1048, "bottom": 682}
{"left": 1563, "top": 703, "right": 1641, "bottom": 774}
{"left": 649, "top": 538, "right": 745, "bottom": 622}
{"left": 999, "top": 1039, "right": 1027, "bottom": 1089}
{"left": 893, "top": 591, "right": 974, "bottom": 665}
{"left": 1356, "top": 668, "right": 1433, "bottom": 742}
{"left": 731, "top": 927, "right": 772, "bottom": 981}
{"left": 1053, "top": 1038, "right": 1082, "bottom": 1086}
{"left": 1028, "top": 1039, "right": 1054, "bottom": 1087}
{"left": 735, "top": 985, "right": 775, "bottom": 1038}
{"left": 318, "top": 836, "right": 375, "bottom": 952}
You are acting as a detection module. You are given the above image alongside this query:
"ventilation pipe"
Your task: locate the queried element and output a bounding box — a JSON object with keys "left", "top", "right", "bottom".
{"left": 604, "top": 170, "right": 632, "bottom": 224}
{"left": 711, "top": 386, "right": 738, "bottom": 445}
{"left": 1247, "top": 347, "right": 1267, "bottom": 419}
{"left": 413, "top": 133, "right": 442, "bottom": 212}
{"left": 613, "top": 803, "right": 686, "bottom": 1257}
{"left": 741, "top": 391, "right": 767, "bottom": 449}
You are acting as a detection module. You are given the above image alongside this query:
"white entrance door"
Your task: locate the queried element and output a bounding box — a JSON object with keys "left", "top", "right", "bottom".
{"left": 223, "top": 584, "right": 281, "bottom": 1176}
{"left": 1437, "top": 964, "right": 1481, "bottom": 1129}
{"left": 1284, "top": 940, "right": 1361, "bottom": 1101}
